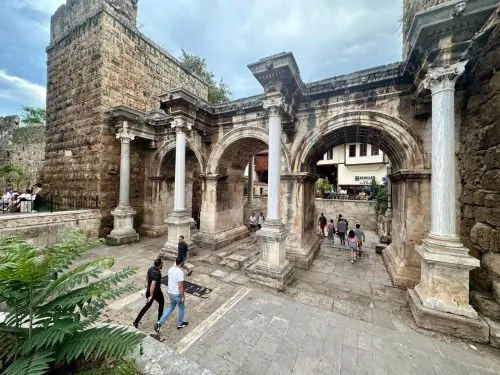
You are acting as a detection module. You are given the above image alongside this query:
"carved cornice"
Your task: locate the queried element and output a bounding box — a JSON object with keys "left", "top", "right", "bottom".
{"left": 281, "top": 172, "right": 316, "bottom": 182}
{"left": 390, "top": 169, "right": 431, "bottom": 182}
{"left": 422, "top": 61, "right": 468, "bottom": 92}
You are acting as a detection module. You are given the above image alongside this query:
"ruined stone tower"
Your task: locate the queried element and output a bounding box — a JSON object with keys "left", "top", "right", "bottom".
{"left": 44, "top": 0, "right": 208, "bottom": 234}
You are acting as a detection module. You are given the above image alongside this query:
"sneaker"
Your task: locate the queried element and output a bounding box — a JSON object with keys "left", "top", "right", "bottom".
{"left": 177, "top": 322, "right": 189, "bottom": 329}
{"left": 187, "top": 269, "right": 193, "bottom": 276}
{"left": 154, "top": 322, "right": 161, "bottom": 332}
{"left": 351, "top": 260, "right": 354, "bottom": 264}
{"left": 132, "top": 322, "right": 138, "bottom": 329}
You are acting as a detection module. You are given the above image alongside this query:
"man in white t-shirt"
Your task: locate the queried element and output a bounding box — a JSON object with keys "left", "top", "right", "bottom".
{"left": 154, "top": 257, "right": 189, "bottom": 331}
{"left": 249, "top": 212, "right": 257, "bottom": 231}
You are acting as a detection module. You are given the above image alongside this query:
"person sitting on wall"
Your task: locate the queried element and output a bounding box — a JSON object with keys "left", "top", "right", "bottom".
{"left": 32, "top": 183, "right": 42, "bottom": 212}
{"left": 7, "top": 192, "right": 21, "bottom": 212}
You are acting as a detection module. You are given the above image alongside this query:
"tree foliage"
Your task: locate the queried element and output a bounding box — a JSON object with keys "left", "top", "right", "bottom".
{"left": 21, "top": 106, "right": 46, "bottom": 125}
{"left": 315, "top": 178, "right": 333, "bottom": 198}
{"left": 0, "top": 164, "right": 25, "bottom": 190}
{"left": 0, "top": 231, "right": 144, "bottom": 374}
{"left": 179, "top": 49, "right": 231, "bottom": 104}
{"left": 371, "top": 179, "right": 388, "bottom": 215}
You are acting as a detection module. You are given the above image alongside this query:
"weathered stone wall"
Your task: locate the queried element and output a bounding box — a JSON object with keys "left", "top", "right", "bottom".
{"left": 458, "top": 24, "right": 500, "bottom": 320}
{"left": 9, "top": 126, "right": 46, "bottom": 190}
{"left": 45, "top": 0, "right": 208, "bottom": 234}
{"left": 0, "top": 115, "right": 20, "bottom": 166}
{"left": 0, "top": 210, "right": 101, "bottom": 247}
{"left": 314, "top": 199, "right": 377, "bottom": 230}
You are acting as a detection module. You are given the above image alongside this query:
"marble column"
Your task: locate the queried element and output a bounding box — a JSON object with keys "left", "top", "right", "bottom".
{"left": 107, "top": 121, "right": 139, "bottom": 245}
{"left": 161, "top": 118, "right": 197, "bottom": 259}
{"left": 409, "top": 61, "right": 488, "bottom": 342}
{"left": 247, "top": 156, "right": 254, "bottom": 205}
{"left": 247, "top": 94, "right": 293, "bottom": 290}
{"left": 384, "top": 165, "right": 393, "bottom": 237}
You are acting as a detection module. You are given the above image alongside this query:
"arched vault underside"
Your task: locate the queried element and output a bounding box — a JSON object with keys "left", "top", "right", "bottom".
{"left": 153, "top": 139, "right": 205, "bottom": 177}
{"left": 293, "top": 111, "right": 428, "bottom": 172}
{"left": 207, "top": 127, "right": 291, "bottom": 175}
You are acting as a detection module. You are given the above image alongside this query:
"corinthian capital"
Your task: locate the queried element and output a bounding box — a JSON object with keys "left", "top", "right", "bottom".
{"left": 171, "top": 118, "right": 192, "bottom": 133}
{"left": 423, "top": 61, "right": 468, "bottom": 93}
{"left": 263, "top": 94, "right": 285, "bottom": 116}
{"left": 116, "top": 121, "right": 135, "bottom": 143}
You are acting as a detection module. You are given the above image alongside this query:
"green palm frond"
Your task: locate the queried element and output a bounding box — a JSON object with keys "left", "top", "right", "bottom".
{"left": 2, "top": 350, "right": 54, "bottom": 375}
{"left": 56, "top": 326, "right": 145, "bottom": 363}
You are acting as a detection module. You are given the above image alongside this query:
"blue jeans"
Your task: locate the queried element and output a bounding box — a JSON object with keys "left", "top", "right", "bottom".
{"left": 159, "top": 293, "right": 184, "bottom": 326}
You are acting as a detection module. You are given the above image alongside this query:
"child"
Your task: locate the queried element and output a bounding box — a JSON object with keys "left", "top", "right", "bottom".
{"left": 354, "top": 224, "right": 365, "bottom": 258}
{"left": 347, "top": 230, "right": 358, "bottom": 264}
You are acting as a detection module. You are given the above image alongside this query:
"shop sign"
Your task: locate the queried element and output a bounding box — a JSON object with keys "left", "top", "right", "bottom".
{"left": 355, "top": 175, "right": 375, "bottom": 185}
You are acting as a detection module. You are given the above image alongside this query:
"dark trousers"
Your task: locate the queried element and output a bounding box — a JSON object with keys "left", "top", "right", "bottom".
{"left": 134, "top": 290, "right": 164, "bottom": 324}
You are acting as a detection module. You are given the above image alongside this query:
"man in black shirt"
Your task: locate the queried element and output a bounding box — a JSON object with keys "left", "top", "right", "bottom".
{"left": 133, "top": 258, "right": 164, "bottom": 329}
{"left": 178, "top": 235, "right": 192, "bottom": 276}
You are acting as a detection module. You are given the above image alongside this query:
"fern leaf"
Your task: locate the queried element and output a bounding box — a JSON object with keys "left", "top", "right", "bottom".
{"left": 2, "top": 350, "right": 54, "bottom": 375}
{"left": 56, "top": 326, "right": 144, "bottom": 363}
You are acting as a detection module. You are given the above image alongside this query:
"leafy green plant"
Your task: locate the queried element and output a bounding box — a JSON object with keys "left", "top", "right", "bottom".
{"left": 180, "top": 49, "right": 231, "bottom": 104}
{"left": 21, "top": 106, "right": 46, "bottom": 125}
{"left": 0, "top": 164, "right": 25, "bottom": 190}
{"left": 371, "top": 179, "right": 388, "bottom": 214}
{"left": 0, "top": 231, "right": 144, "bottom": 374}
{"left": 315, "top": 178, "right": 333, "bottom": 198}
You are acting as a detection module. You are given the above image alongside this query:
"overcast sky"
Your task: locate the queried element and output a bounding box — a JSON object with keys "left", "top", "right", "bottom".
{"left": 0, "top": 0, "right": 402, "bottom": 116}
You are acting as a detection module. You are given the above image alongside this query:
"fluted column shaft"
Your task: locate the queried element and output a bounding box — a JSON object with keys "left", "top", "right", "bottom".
{"left": 117, "top": 121, "right": 134, "bottom": 207}
{"left": 172, "top": 118, "right": 190, "bottom": 212}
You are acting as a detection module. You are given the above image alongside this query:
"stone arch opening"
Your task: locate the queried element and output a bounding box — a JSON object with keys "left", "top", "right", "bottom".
{"left": 159, "top": 147, "right": 203, "bottom": 229}
{"left": 291, "top": 111, "right": 430, "bottom": 285}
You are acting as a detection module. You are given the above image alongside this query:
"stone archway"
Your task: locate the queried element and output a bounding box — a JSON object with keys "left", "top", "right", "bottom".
{"left": 139, "top": 139, "right": 205, "bottom": 237}
{"left": 290, "top": 110, "right": 430, "bottom": 285}
{"left": 197, "top": 127, "right": 290, "bottom": 250}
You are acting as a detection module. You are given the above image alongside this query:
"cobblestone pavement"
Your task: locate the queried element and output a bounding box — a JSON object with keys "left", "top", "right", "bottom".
{"left": 85, "top": 232, "right": 500, "bottom": 374}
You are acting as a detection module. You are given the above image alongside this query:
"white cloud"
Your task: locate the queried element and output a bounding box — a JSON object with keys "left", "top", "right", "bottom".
{"left": 0, "top": 70, "right": 46, "bottom": 107}
{"left": 11, "top": 0, "right": 66, "bottom": 14}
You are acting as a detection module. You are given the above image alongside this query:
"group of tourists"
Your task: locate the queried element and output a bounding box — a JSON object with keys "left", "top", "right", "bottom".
{"left": 1, "top": 183, "right": 42, "bottom": 213}
{"left": 318, "top": 213, "right": 366, "bottom": 264}
{"left": 133, "top": 235, "right": 192, "bottom": 332}
{"left": 248, "top": 212, "right": 265, "bottom": 231}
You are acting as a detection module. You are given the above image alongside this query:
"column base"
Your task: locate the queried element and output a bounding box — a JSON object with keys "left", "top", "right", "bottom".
{"left": 138, "top": 224, "right": 168, "bottom": 237}
{"left": 161, "top": 211, "right": 197, "bottom": 260}
{"left": 246, "top": 221, "right": 294, "bottom": 291}
{"left": 286, "top": 234, "right": 322, "bottom": 269}
{"left": 382, "top": 243, "right": 421, "bottom": 288}
{"left": 106, "top": 206, "right": 139, "bottom": 246}
{"left": 194, "top": 225, "right": 249, "bottom": 251}
{"left": 408, "top": 289, "right": 489, "bottom": 343}
{"left": 414, "top": 235, "right": 479, "bottom": 319}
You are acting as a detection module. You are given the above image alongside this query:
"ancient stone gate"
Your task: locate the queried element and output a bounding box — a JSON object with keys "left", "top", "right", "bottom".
{"left": 44, "top": 0, "right": 500, "bottom": 345}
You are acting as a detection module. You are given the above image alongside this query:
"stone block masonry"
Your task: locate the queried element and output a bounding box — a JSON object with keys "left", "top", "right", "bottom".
{"left": 314, "top": 199, "right": 377, "bottom": 231}
{"left": 44, "top": 0, "right": 208, "bottom": 235}
{"left": 458, "top": 23, "right": 500, "bottom": 347}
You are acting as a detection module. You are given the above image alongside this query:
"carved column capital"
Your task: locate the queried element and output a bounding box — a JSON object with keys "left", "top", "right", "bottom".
{"left": 263, "top": 95, "right": 285, "bottom": 117}
{"left": 171, "top": 118, "right": 192, "bottom": 133}
{"left": 116, "top": 121, "right": 135, "bottom": 143}
{"left": 423, "top": 61, "right": 468, "bottom": 94}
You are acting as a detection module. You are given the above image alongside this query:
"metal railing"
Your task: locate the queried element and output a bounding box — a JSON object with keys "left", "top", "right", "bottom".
{"left": 1, "top": 195, "right": 99, "bottom": 214}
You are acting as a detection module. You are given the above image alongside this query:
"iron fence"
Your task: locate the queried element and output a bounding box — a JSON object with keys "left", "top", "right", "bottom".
{"left": 1, "top": 195, "right": 99, "bottom": 214}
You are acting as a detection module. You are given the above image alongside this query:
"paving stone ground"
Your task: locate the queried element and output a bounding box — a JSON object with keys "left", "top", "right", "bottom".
{"left": 85, "top": 231, "right": 500, "bottom": 374}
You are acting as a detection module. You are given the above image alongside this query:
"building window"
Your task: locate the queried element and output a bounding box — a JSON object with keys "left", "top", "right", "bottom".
{"left": 327, "top": 149, "right": 333, "bottom": 160}
{"left": 349, "top": 144, "right": 356, "bottom": 157}
{"left": 371, "top": 145, "right": 379, "bottom": 156}
{"left": 360, "top": 144, "right": 367, "bottom": 157}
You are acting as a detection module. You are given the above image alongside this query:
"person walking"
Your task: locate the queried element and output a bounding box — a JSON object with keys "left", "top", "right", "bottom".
{"left": 327, "top": 219, "right": 335, "bottom": 243}
{"left": 249, "top": 212, "right": 257, "bottom": 232}
{"left": 154, "top": 257, "right": 189, "bottom": 332}
{"left": 178, "top": 235, "right": 192, "bottom": 276}
{"left": 347, "top": 230, "right": 358, "bottom": 264}
{"left": 336, "top": 217, "right": 347, "bottom": 245}
{"left": 257, "top": 212, "right": 265, "bottom": 229}
{"left": 354, "top": 224, "right": 366, "bottom": 258}
{"left": 133, "top": 258, "right": 164, "bottom": 329}
{"left": 318, "top": 213, "right": 327, "bottom": 237}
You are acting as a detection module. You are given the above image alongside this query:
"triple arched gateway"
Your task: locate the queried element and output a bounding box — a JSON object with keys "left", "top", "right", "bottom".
{"left": 44, "top": 0, "right": 500, "bottom": 345}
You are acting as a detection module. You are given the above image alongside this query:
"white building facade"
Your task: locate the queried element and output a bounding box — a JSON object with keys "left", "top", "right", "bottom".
{"left": 317, "top": 143, "right": 388, "bottom": 196}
